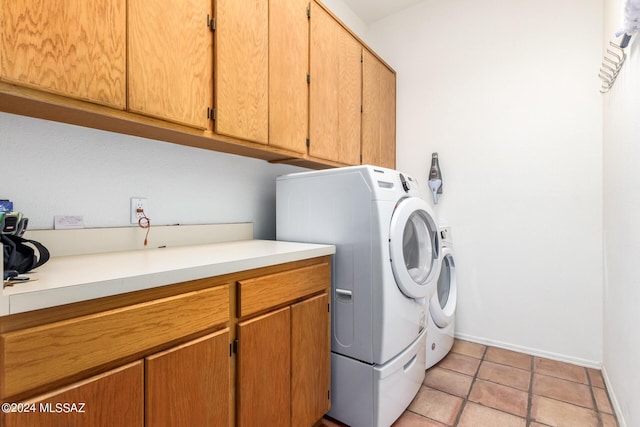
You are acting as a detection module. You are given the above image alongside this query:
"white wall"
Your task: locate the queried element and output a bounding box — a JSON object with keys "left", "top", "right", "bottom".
{"left": 0, "top": 112, "right": 305, "bottom": 240}
{"left": 602, "top": 0, "right": 640, "bottom": 425}
{"left": 360, "top": 0, "right": 604, "bottom": 365}
{"left": 317, "top": 0, "right": 368, "bottom": 39}
{"left": 2, "top": 0, "right": 623, "bottom": 402}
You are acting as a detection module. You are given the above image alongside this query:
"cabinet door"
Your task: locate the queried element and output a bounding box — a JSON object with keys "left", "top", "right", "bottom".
{"left": 362, "top": 50, "right": 396, "bottom": 169}
{"left": 0, "top": 0, "right": 126, "bottom": 109}
{"left": 2, "top": 361, "right": 143, "bottom": 427}
{"left": 129, "top": 0, "right": 213, "bottom": 129}
{"left": 145, "top": 330, "right": 230, "bottom": 427}
{"left": 269, "top": 0, "right": 309, "bottom": 153}
{"left": 309, "top": 1, "right": 362, "bottom": 165}
{"left": 215, "top": 0, "right": 269, "bottom": 144}
{"left": 291, "top": 293, "right": 331, "bottom": 427}
{"left": 237, "top": 307, "right": 291, "bottom": 426}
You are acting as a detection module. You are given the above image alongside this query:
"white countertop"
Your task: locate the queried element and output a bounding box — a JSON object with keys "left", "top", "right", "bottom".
{"left": 1, "top": 240, "right": 335, "bottom": 316}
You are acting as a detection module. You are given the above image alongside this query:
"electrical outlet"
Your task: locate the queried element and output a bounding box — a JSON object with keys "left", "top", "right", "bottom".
{"left": 130, "top": 198, "right": 149, "bottom": 224}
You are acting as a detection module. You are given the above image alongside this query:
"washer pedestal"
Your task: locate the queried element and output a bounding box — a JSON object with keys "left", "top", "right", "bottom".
{"left": 328, "top": 331, "right": 427, "bottom": 427}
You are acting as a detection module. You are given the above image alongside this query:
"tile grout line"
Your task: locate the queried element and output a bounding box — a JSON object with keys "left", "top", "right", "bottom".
{"left": 452, "top": 344, "right": 488, "bottom": 427}
{"left": 326, "top": 343, "right": 619, "bottom": 426}
{"left": 409, "top": 343, "right": 619, "bottom": 427}
{"left": 586, "top": 367, "right": 605, "bottom": 427}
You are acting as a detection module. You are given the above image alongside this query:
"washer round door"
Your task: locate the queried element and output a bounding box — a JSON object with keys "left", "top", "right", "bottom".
{"left": 430, "top": 246, "right": 457, "bottom": 328}
{"left": 389, "top": 196, "right": 441, "bottom": 299}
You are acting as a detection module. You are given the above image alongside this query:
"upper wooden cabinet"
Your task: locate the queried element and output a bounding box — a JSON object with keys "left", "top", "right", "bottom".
{"left": 309, "top": 1, "right": 362, "bottom": 166}
{"left": 215, "top": 0, "right": 269, "bottom": 143}
{"left": 0, "top": 0, "right": 126, "bottom": 109}
{"left": 0, "top": 0, "right": 395, "bottom": 169}
{"left": 128, "top": 0, "right": 213, "bottom": 129}
{"left": 362, "top": 50, "right": 396, "bottom": 169}
{"left": 215, "top": 0, "right": 308, "bottom": 152}
{"left": 269, "top": 0, "right": 310, "bottom": 153}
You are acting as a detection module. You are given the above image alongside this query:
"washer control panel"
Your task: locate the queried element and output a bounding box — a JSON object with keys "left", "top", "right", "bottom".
{"left": 398, "top": 172, "right": 419, "bottom": 195}
{"left": 439, "top": 225, "right": 453, "bottom": 247}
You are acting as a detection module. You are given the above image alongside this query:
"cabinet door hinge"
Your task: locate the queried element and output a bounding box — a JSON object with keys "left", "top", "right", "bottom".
{"left": 328, "top": 303, "right": 330, "bottom": 312}
{"left": 307, "top": 73, "right": 310, "bottom": 84}
{"left": 328, "top": 390, "right": 331, "bottom": 400}
{"left": 306, "top": 138, "right": 310, "bottom": 148}
{"left": 360, "top": 154, "right": 363, "bottom": 163}
{"left": 306, "top": 6, "right": 311, "bottom": 18}
{"left": 207, "top": 15, "right": 216, "bottom": 31}
{"left": 208, "top": 107, "right": 216, "bottom": 120}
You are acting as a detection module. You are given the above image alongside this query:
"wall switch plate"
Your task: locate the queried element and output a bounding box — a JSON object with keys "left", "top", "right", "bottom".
{"left": 130, "top": 198, "right": 148, "bottom": 224}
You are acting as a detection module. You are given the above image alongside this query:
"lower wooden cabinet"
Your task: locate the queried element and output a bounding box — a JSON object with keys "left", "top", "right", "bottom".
{"left": 291, "top": 293, "right": 331, "bottom": 427}
{"left": 237, "top": 307, "right": 291, "bottom": 426}
{"left": 1, "top": 286, "right": 228, "bottom": 399}
{"left": 237, "top": 293, "right": 330, "bottom": 427}
{"left": 146, "top": 330, "right": 230, "bottom": 427}
{"left": 1, "top": 332, "right": 232, "bottom": 427}
{"left": 2, "top": 361, "right": 144, "bottom": 427}
{"left": 0, "top": 257, "right": 331, "bottom": 427}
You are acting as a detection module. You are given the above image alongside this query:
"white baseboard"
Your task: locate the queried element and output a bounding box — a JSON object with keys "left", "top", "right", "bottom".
{"left": 454, "top": 332, "right": 601, "bottom": 369}
{"left": 601, "top": 366, "right": 627, "bottom": 427}
{"left": 457, "top": 333, "right": 627, "bottom": 426}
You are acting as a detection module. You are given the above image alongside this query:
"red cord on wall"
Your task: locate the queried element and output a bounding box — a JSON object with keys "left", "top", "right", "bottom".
{"left": 137, "top": 209, "right": 151, "bottom": 246}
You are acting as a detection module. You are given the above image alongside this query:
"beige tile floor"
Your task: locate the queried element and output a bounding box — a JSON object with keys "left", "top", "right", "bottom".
{"left": 322, "top": 339, "right": 618, "bottom": 427}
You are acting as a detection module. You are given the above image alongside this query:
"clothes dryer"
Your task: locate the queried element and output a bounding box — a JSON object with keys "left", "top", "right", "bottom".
{"left": 277, "top": 165, "right": 441, "bottom": 427}
{"left": 426, "top": 225, "right": 457, "bottom": 369}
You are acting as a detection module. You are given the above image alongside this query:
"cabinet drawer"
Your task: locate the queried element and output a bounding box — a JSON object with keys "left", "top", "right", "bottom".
{"left": 1, "top": 285, "right": 229, "bottom": 399}
{"left": 238, "top": 262, "right": 329, "bottom": 318}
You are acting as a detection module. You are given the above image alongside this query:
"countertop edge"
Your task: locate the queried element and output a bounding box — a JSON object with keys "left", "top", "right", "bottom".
{"left": 2, "top": 240, "right": 335, "bottom": 316}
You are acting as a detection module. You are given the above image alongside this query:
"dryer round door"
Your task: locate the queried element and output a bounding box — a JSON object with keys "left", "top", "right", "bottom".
{"left": 389, "top": 196, "right": 441, "bottom": 299}
{"left": 430, "top": 247, "right": 457, "bottom": 328}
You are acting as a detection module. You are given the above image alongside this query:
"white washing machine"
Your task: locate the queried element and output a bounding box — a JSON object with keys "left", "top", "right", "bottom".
{"left": 276, "top": 165, "right": 441, "bottom": 427}
{"left": 425, "top": 225, "right": 457, "bottom": 369}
